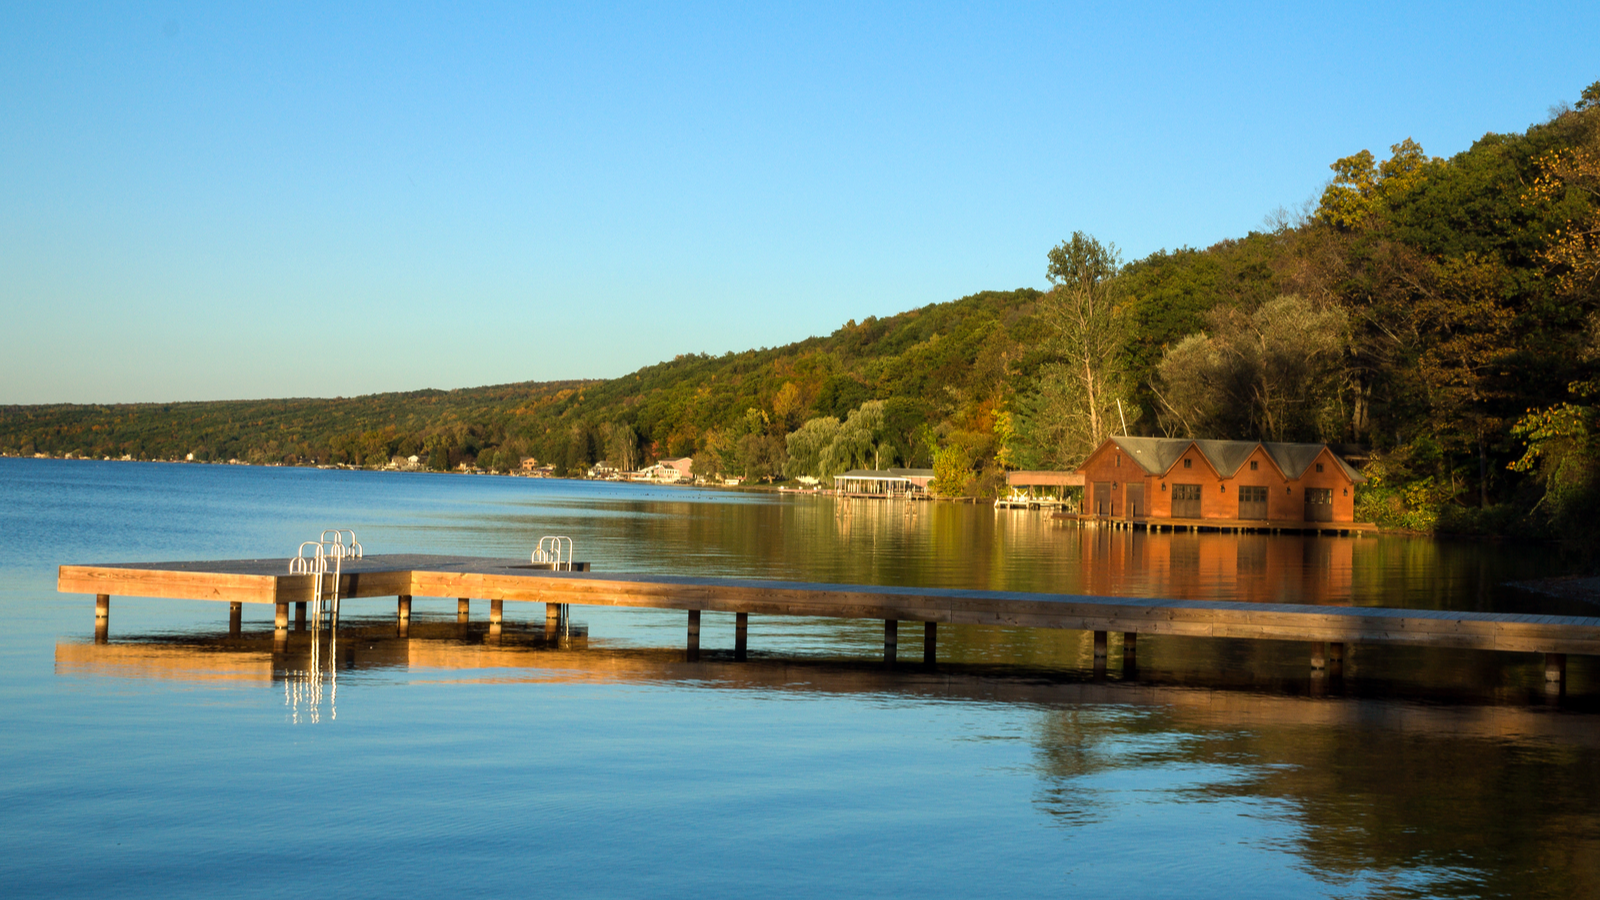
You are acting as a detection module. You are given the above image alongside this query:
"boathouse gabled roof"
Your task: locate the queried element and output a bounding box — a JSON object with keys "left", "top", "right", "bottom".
{"left": 1106, "top": 437, "right": 1365, "bottom": 483}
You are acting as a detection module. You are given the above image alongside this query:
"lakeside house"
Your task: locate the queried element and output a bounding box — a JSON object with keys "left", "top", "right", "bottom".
{"left": 832, "top": 468, "right": 935, "bottom": 497}
{"left": 647, "top": 457, "right": 694, "bottom": 483}
{"left": 1075, "top": 436, "right": 1367, "bottom": 527}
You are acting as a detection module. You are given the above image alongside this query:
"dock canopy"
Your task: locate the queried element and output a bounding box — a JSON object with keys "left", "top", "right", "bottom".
{"left": 1006, "top": 471, "right": 1085, "bottom": 487}
{"left": 833, "top": 468, "right": 934, "bottom": 496}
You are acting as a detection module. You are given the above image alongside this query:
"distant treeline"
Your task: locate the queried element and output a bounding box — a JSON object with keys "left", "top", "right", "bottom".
{"left": 5, "top": 82, "right": 1598, "bottom": 541}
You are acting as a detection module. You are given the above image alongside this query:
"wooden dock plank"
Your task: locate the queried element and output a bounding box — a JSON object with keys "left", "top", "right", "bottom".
{"left": 57, "top": 555, "right": 1600, "bottom": 657}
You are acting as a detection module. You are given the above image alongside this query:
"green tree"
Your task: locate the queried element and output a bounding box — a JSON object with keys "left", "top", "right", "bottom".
{"left": 1025, "top": 231, "right": 1131, "bottom": 464}
{"left": 1154, "top": 295, "right": 1350, "bottom": 441}
{"left": 784, "top": 416, "right": 840, "bottom": 479}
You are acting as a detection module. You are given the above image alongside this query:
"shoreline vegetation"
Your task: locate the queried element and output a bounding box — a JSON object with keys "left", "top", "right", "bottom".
{"left": 5, "top": 83, "right": 1599, "bottom": 545}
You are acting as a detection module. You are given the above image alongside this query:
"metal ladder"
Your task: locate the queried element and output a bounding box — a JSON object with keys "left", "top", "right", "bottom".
{"left": 284, "top": 530, "right": 363, "bottom": 724}
{"left": 534, "top": 535, "right": 575, "bottom": 635}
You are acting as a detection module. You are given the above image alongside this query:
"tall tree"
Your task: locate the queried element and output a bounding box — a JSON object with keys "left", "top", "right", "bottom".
{"left": 1027, "top": 232, "right": 1130, "bottom": 464}
{"left": 1154, "top": 294, "right": 1349, "bottom": 441}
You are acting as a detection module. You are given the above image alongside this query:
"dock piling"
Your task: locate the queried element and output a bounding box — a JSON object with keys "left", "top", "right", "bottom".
{"left": 545, "top": 602, "right": 561, "bottom": 637}
{"left": 885, "top": 619, "right": 898, "bottom": 665}
{"left": 735, "top": 612, "right": 748, "bottom": 660}
{"left": 295, "top": 602, "right": 307, "bottom": 631}
{"left": 687, "top": 610, "right": 701, "bottom": 661}
{"left": 94, "top": 595, "right": 108, "bottom": 644}
{"left": 1311, "top": 643, "right": 1327, "bottom": 670}
{"left": 490, "top": 599, "right": 503, "bottom": 625}
{"left": 1546, "top": 653, "right": 1567, "bottom": 687}
{"left": 229, "top": 602, "right": 242, "bottom": 635}
{"left": 1093, "top": 630, "right": 1108, "bottom": 659}
{"left": 398, "top": 595, "right": 411, "bottom": 621}
{"left": 924, "top": 621, "right": 937, "bottom": 665}
{"left": 457, "top": 598, "right": 470, "bottom": 623}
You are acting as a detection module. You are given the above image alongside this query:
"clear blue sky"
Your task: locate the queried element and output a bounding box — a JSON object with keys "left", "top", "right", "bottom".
{"left": 3, "top": 2, "right": 1596, "bottom": 404}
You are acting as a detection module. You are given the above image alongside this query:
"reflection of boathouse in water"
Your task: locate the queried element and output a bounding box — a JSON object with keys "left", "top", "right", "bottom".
{"left": 1075, "top": 437, "right": 1372, "bottom": 532}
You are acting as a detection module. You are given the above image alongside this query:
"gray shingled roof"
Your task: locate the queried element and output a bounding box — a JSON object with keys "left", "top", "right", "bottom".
{"left": 1107, "top": 436, "right": 1365, "bottom": 483}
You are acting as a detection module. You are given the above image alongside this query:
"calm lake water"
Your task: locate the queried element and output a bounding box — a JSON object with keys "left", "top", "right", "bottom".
{"left": 2, "top": 457, "right": 1597, "bottom": 899}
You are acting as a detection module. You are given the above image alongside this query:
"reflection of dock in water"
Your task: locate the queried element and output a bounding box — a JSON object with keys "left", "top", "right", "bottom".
{"left": 58, "top": 554, "right": 1600, "bottom": 691}
{"left": 54, "top": 624, "right": 1600, "bottom": 743}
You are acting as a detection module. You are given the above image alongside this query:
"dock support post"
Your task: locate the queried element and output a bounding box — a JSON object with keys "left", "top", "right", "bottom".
{"left": 1093, "top": 631, "right": 1108, "bottom": 659}
{"left": 398, "top": 595, "right": 411, "bottom": 621}
{"left": 687, "top": 610, "right": 701, "bottom": 661}
{"left": 1123, "top": 632, "right": 1137, "bottom": 667}
{"left": 295, "top": 602, "right": 307, "bottom": 631}
{"left": 884, "top": 619, "right": 898, "bottom": 664}
{"left": 229, "top": 602, "right": 242, "bottom": 635}
{"left": 490, "top": 599, "right": 503, "bottom": 625}
{"left": 924, "top": 621, "right": 937, "bottom": 665}
{"left": 1311, "top": 643, "right": 1327, "bottom": 670}
{"left": 735, "top": 612, "right": 748, "bottom": 661}
{"left": 94, "top": 595, "right": 109, "bottom": 643}
{"left": 1329, "top": 642, "right": 1345, "bottom": 663}
{"left": 1545, "top": 653, "right": 1567, "bottom": 687}
{"left": 457, "top": 598, "right": 470, "bottom": 623}
{"left": 545, "top": 603, "right": 561, "bottom": 637}
{"left": 274, "top": 601, "right": 289, "bottom": 633}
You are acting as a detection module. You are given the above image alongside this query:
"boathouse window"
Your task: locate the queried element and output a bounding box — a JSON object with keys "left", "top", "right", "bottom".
{"left": 1250, "top": 461, "right": 1258, "bottom": 471}
{"left": 1115, "top": 455, "right": 1121, "bottom": 467}
{"left": 1183, "top": 458, "right": 1192, "bottom": 469}
{"left": 1315, "top": 463, "right": 1324, "bottom": 473}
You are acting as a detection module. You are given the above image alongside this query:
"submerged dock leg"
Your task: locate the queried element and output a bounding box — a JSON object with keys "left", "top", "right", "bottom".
{"left": 229, "top": 601, "right": 242, "bottom": 635}
{"left": 1093, "top": 631, "right": 1108, "bottom": 659}
{"left": 884, "top": 619, "right": 898, "bottom": 665}
{"left": 545, "top": 602, "right": 561, "bottom": 637}
{"left": 295, "top": 602, "right": 307, "bottom": 631}
{"left": 735, "top": 612, "right": 748, "bottom": 661}
{"left": 687, "top": 610, "right": 701, "bottom": 661}
{"left": 924, "top": 621, "right": 937, "bottom": 665}
{"left": 1123, "top": 632, "right": 1137, "bottom": 670}
{"left": 1311, "top": 643, "right": 1327, "bottom": 670}
{"left": 398, "top": 595, "right": 412, "bottom": 621}
{"left": 1546, "top": 653, "right": 1567, "bottom": 689}
{"left": 457, "top": 598, "right": 470, "bottom": 623}
{"left": 274, "top": 601, "right": 289, "bottom": 650}
{"left": 490, "top": 599, "right": 503, "bottom": 625}
{"left": 94, "top": 594, "right": 109, "bottom": 643}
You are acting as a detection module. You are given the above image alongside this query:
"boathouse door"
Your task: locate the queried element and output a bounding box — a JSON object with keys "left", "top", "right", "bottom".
{"left": 1238, "top": 485, "right": 1268, "bottom": 520}
{"left": 1124, "top": 483, "right": 1144, "bottom": 520}
{"left": 1172, "top": 484, "right": 1202, "bottom": 519}
{"left": 1304, "top": 488, "right": 1333, "bottom": 522}
{"left": 1093, "top": 482, "right": 1111, "bottom": 516}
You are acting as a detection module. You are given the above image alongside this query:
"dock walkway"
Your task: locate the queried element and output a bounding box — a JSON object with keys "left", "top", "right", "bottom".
{"left": 59, "top": 554, "right": 1599, "bottom": 687}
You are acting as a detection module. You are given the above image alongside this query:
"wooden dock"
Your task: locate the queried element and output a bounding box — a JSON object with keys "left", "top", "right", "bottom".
{"left": 1055, "top": 513, "right": 1380, "bottom": 535}
{"left": 59, "top": 554, "right": 1599, "bottom": 688}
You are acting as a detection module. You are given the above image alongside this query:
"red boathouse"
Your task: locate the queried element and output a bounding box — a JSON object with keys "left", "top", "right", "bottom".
{"left": 1075, "top": 436, "right": 1371, "bottom": 530}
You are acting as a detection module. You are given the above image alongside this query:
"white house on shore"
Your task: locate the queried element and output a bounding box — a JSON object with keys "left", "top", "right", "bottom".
{"left": 647, "top": 457, "right": 694, "bottom": 483}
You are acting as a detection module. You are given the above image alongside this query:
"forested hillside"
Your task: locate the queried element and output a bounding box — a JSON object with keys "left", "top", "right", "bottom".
{"left": 5, "top": 82, "right": 1598, "bottom": 540}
